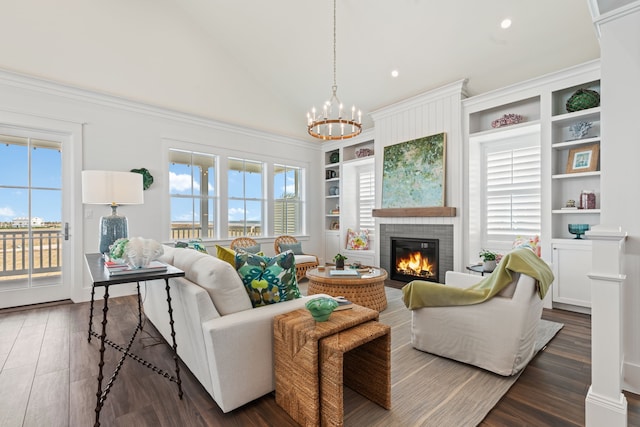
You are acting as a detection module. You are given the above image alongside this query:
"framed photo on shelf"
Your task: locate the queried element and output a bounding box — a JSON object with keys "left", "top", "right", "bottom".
{"left": 566, "top": 143, "right": 599, "bottom": 174}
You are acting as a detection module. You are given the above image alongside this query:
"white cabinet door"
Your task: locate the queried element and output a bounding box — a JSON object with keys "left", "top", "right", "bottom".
{"left": 324, "top": 231, "right": 341, "bottom": 264}
{"left": 551, "top": 241, "right": 592, "bottom": 308}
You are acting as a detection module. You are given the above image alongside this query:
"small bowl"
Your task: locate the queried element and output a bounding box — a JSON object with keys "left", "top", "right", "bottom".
{"left": 305, "top": 297, "right": 339, "bottom": 322}
{"left": 568, "top": 223, "right": 590, "bottom": 239}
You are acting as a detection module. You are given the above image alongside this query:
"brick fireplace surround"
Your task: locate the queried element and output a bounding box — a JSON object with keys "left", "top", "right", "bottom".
{"left": 379, "top": 224, "right": 453, "bottom": 284}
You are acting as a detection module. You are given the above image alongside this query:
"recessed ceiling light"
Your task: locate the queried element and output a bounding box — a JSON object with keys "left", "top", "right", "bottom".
{"left": 391, "top": 70, "right": 399, "bottom": 78}
{"left": 500, "top": 18, "right": 512, "bottom": 29}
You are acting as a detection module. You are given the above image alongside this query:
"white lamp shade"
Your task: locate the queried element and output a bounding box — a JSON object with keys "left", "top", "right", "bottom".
{"left": 82, "top": 170, "right": 144, "bottom": 205}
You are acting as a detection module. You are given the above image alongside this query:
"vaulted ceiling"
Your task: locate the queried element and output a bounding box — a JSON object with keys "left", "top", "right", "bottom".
{"left": 0, "top": 0, "right": 599, "bottom": 141}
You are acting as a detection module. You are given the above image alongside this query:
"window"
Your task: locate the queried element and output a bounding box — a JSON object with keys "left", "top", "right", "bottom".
{"left": 482, "top": 138, "right": 541, "bottom": 246}
{"left": 228, "top": 158, "right": 264, "bottom": 237}
{"left": 169, "top": 149, "right": 216, "bottom": 240}
{"left": 273, "top": 164, "right": 303, "bottom": 235}
{"left": 357, "top": 163, "right": 375, "bottom": 230}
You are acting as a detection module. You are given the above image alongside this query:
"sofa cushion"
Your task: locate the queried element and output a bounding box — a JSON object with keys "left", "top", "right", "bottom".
{"left": 173, "top": 248, "right": 252, "bottom": 315}
{"left": 241, "top": 244, "right": 262, "bottom": 254}
{"left": 294, "top": 254, "right": 317, "bottom": 265}
{"left": 158, "top": 244, "right": 177, "bottom": 265}
{"left": 216, "top": 245, "right": 265, "bottom": 267}
{"left": 236, "top": 250, "right": 301, "bottom": 308}
{"left": 175, "top": 239, "right": 209, "bottom": 254}
{"left": 215, "top": 245, "right": 236, "bottom": 266}
{"left": 277, "top": 242, "right": 303, "bottom": 255}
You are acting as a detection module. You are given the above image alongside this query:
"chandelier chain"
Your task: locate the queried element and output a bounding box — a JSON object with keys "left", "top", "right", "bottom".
{"left": 332, "top": 0, "right": 337, "bottom": 90}
{"left": 306, "top": 0, "right": 361, "bottom": 141}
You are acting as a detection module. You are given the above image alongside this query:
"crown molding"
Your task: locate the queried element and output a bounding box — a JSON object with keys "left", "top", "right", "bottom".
{"left": 588, "top": 0, "right": 640, "bottom": 38}
{"left": 0, "top": 67, "right": 318, "bottom": 151}
{"left": 462, "top": 59, "right": 601, "bottom": 113}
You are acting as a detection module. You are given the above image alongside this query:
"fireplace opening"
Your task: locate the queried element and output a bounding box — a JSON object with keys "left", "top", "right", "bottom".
{"left": 391, "top": 237, "right": 439, "bottom": 283}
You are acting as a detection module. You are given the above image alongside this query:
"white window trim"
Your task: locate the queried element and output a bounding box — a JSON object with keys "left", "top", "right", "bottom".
{"left": 162, "top": 137, "right": 309, "bottom": 241}
{"left": 469, "top": 123, "right": 541, "bottom": 256}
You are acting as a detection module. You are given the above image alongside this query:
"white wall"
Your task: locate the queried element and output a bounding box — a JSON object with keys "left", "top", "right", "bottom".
{"left": 597, "top": 4, "right": 640, "bottom": 392}
{"left": 0, "top": 0, "right": 298, "bottom": 137}
{"left": 370, "top": 80, "right": 467, "bottom": 272}
{"left": 0, "top": 70, "right": 321, "bottom": 302}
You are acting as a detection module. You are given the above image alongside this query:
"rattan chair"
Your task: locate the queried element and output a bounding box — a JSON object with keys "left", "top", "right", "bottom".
{"left": 274, "top": 235, "right": 319, "bottom": 281}
{"left": 230, "top": 237, "right": 260, "bottom": 252}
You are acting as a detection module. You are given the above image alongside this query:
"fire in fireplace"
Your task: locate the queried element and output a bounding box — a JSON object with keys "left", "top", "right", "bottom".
{"left": 391, "top": 237, "right": 439, "bottom": 283}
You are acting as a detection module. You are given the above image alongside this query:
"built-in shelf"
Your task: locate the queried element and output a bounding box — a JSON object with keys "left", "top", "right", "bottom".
{"left": 551, "top": 107, "right": 601, "bottom": 124}
{"left": 551, "top": 209, "right": 601, "bottom": 214}
{"left": 372, "top": 207, "right": 457, "bottom": 217}
{"left": 552, "top": 171, "right": 601, "bottom": 180}
{"left": 469, "top": 120, "right": 541, "bottom": 139}
{"left": 552, "top": 136, "right": 600, "bottom": 149}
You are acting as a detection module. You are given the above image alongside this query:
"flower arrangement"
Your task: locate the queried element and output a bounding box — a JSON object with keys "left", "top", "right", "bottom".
{"left": 478, "top": 249, "right": 497, "bottom": 262}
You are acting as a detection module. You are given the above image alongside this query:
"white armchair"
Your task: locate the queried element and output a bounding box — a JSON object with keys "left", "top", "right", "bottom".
{"left": 410, "top": 270, "right": 544, "bottom": 376}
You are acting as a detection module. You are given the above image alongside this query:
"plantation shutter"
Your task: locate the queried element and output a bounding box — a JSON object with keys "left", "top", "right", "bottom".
{"left": 484, "top": 145, "right": 541, "bottom": 242}
{"left": 358, "top": 164, "right": 375, "bottom": 230}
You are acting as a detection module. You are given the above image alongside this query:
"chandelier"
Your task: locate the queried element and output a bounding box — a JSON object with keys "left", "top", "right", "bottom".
{"left": 307, "top": 0, "right": 362, "bottom": 141}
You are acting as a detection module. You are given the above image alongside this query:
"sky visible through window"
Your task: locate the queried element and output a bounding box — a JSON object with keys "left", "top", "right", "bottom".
{"left": 0, "top": 142, "right": 62, "bottom": 223}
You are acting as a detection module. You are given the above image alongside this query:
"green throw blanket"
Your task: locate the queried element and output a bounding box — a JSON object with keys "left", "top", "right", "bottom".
{"left": 402, "top": 248, "right": 554, "bottom": 310}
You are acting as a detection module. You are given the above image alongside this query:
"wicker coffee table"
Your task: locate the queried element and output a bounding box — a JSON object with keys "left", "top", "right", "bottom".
{"left": 306, "top": 267, "right": 388, "bottom": 312}
{"left": 273, "top": 306, "right": 390, "bottom": 426}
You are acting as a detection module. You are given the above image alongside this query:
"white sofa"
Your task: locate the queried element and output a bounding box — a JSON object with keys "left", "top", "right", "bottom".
{"left": 410, "top": 270, "right": 544, "bottom": 376}
{"left": 141, "top": 245, "right": 328, "bottom": 412}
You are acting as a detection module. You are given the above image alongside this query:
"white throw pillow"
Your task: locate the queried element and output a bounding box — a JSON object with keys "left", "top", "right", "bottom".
{"left": 189, "top": 254, "right": 252, "bottom": 315}
{"left": 171, "top": 248, "right": 252, "bottom": 315}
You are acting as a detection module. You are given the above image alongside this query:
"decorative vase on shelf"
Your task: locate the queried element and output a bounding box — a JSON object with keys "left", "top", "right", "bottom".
{"left": 566, "top": 88, "right": 600, "bottom": 112}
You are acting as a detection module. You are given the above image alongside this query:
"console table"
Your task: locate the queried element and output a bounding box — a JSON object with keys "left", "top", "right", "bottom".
{"left": 84, "top": 253, "right": 185, "bottom": 427}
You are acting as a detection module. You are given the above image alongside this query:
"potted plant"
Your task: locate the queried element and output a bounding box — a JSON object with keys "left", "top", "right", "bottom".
{"left": 334, "top": 253, "right": 347, "bottom": 270}
{"left": 479, "top": 249, "right": 498, "bottom": 272}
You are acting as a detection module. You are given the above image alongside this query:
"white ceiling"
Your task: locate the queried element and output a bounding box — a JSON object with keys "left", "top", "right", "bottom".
{"left": 0, "top": 0, "right": 600, "bottom": 142}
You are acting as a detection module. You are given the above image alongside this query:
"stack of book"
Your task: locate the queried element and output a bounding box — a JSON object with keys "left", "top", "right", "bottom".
{"left": 104, "top": 260, "right": 168, "bottom": 276}
{"left": 329, "top": 269, "right": 359, "bottom": 276}
{"left": 332, "top": 296, "right": 353, "bottom": 311}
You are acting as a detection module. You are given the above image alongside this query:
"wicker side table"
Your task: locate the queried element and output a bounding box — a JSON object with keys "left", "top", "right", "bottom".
{"left": 273, "top": 305, "right": 379, "bottom": 426}
{"left": 320, "top": 320, "right": 391, "bottom": 426}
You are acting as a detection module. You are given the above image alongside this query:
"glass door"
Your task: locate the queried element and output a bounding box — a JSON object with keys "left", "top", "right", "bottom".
{"left": 0, "top": 132, "right": 70, "bottom": 307}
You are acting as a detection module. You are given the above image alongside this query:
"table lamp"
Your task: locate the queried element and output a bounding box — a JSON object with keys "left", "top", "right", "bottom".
{"left": 82, "top": 170, "right": 144, "bottom": 254}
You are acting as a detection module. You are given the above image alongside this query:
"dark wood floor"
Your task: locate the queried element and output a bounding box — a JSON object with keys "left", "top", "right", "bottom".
{"left": 1, "top": 289, "right": 639, "bottom": 426}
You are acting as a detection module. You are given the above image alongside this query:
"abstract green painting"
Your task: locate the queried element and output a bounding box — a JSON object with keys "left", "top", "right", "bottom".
{"left": 381, "top": 132, "right": 446, "bottom": 208}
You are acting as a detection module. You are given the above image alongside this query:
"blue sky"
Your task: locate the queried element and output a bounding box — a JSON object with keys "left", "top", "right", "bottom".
{"left": 169, "top": 162, "right": 266, "bottom": 223}
{"left": 169, "top": 162, "right": 296, "bottom": 224}
{"left": 0, "top": 141, "right": 62, "bottom": 223}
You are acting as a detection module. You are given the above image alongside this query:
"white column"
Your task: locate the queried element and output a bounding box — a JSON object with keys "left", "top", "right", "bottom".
{"left": 585, "top": 225, "right": 627, "bottom": 427}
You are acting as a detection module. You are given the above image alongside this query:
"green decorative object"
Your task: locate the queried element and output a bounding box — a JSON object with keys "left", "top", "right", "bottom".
{"left": 109, "top": 238, "right": 129, "bottom": 260}
{"left": 131, "top": 168, "right": 154, "bottom": 190}
{"left": 305, "top": 297, "right": 338, "bottom": 322}
{"left": 329, "top": 151, "right": 340, "bottom": 163}
{"left": 566, "top": 89, "right": 600, "bottom": 112}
